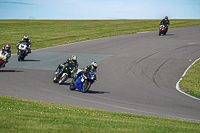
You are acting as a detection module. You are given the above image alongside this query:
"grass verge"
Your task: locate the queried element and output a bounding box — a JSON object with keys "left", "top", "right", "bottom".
{"left": 0, "top": 19, "right": 200, "bottom": 54}
{"left": 180, "top": 59, "right": 200, "bottom": 98}
{"left": 0, "top": 95, "right": 200, "bottom": 133}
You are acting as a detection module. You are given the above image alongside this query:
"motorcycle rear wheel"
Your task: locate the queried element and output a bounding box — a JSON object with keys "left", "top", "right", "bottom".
{"left": 81, "top": 80, "right": 91, "bottom": 93}
{"left": 58, "top": 74, "right": 68, "bottom": 85}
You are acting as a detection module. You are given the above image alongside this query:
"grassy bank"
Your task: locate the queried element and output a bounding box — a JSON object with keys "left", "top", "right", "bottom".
{"left": 0, "top": 19, "right": 200, "bottom": 54}
{"left": 0, "top": 95, "right": 200, "bottom": 133}
{"left": 180, "top": 59, "right": 200, "bottom": 98}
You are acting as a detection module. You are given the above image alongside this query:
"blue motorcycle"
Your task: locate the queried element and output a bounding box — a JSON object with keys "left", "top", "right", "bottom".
{"left": 69, "top": 69, "right": 97, "bottom": 93}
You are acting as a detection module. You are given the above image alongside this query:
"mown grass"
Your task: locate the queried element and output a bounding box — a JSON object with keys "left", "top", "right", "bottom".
{"left": 180, "top": 59, "right": 200, "bottom": 98}
{"left": 0, "top": 19, "right": 200, "bottom": 54}
{"left": 0, "top": 95, "right": 200, "bottom": 133}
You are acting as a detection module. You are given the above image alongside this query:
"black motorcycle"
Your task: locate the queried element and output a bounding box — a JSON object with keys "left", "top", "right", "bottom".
{"left": 53, "top": 64, "right": 73, "bottom": 85}
{"left": 159, "top": 24, "right": 168, "bottom": 36}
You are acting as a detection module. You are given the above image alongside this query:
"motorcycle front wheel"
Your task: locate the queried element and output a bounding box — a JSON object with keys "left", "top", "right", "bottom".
{"left": 18, "top": 52, "right": 22, "bottom": 61}
{"left": 81, "top": 80, "right": 91, "bottom": 93}
{"left": 159, "top": 30, "right": 161, "bottom": 36}
{"left": 69, "top": 82, "right": 76, "bottom": 90}
{"left": 53, "top": 75, "right": 58, "bottom": 83}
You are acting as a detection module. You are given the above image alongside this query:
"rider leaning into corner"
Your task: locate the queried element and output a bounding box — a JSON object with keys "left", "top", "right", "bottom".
{"left": 160, "top": 16, "right": 170, "bottom": 33}
{"left": 0, "top": 44, "right": 11, "bottom": 68}
{"left": 57, "top": 55, "right": 79, "bottom": 76}
{"left": 16, "top": 35, "right": 32, "bottom": 56}
{"left": 72, "top": 61, "right": 98, "bottom": 84}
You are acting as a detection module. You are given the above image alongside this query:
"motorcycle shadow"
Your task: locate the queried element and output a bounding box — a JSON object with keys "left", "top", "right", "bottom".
{"left": 165, "top": 34, "right": 175, "bottom": 36}
{"left": 23, "top": 59, "right": 40, "bottom": 61}
{"left": 87, "top": 90, "right": 110, "bottom": 94}
{"left": 74, "top": 89, "right": 110, "bottom": 94}
{"left": 0, "top": 70, "right": 23, "bottom": 72}
{"left": 63, "top": 82, "right": 70, "bottom": 85}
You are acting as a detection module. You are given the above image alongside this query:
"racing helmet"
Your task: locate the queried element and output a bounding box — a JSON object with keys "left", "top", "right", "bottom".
{"left": 71, "top": 55, "right": 77, "bottom": 63}
{"left": 91, "top": 62, "right": 98, "bottom": 69}
{"left": 24, "top": 35, "right": 29, "bottom": 40}
{"left": 5, "top": 44, "right": 11, "bottom": 51}
{"left": 165, "top": 16, "right": 168, "bottom": 19}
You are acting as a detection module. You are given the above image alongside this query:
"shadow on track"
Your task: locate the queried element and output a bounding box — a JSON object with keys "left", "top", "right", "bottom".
{"left": 72, "top": 89, "right": 110, "bottom": 94}
{"left": 87, "top": 90, "right": 110, "bottom": 94}
{"left": 165, "top": 34, "right": 175, "bottom": 36}
{"left": 0, "top": 70, "right": 23, "bottom": 72}
{"left": 63, "top": 82, "right": 70, "bottom": 85}
{"left": 22, "top": 59, "right": 40, "bottom": 62}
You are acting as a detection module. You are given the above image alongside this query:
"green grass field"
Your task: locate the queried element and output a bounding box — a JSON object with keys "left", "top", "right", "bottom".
{"left": 0, "top": 95, "right": 200, "bottom": 133}
{"left": 180, "top": 59, "right": 200, "bottom": 98}
{"left": 1, "top": 19, "right": 200, "bottom": 54}
{"left": 0, "top": 20, "right": 200, "bottom": 132}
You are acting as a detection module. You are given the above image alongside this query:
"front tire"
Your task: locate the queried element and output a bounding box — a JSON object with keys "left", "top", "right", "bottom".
{"left": 81, "top": 80, "right": 91, "bottom": 93}
{"left": 69, "top": 82, "right": 76, "bottom": 90}
{"left": 159, "top": 30, "right": 161, "bottom": 36}
{"left": 53, "top": 75, "right": 58, "bottom": 83}
{"left": 18, "top": 52, "right": 21, "bottom": 61}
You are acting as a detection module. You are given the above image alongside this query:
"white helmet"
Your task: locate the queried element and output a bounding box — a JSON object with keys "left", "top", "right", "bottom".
{"left": 24, "top": 35, "right": 29, "bottom": 39}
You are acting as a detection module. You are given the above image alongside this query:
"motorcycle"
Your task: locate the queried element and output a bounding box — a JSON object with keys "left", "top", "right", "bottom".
{"left": 69, "top": 69, "right": 97, "bottom": 93}
{"left": 53, "top": 64, "right": 73, "bottom": 85}
{"left": 17, "top": 43, "right": 27, "bottom": 61}
{"left": 159, "top": 24, "right": 168, "bottom": 36}
{"left": 0, "top": 50, "right": 8, "bottom": 68}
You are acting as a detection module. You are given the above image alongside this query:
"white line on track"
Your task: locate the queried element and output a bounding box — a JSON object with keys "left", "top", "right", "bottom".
{"left": 176, "top": 58, "right": 200, "bottom": 101}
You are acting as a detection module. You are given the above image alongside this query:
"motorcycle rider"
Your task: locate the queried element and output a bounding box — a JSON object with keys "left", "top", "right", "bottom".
{"left": 159, "top": 16, "right": 170, "bottom": 33}
{"left": 72, "top": 61, "right": 98, "bottom": 83}
{"left": 0, "top": 44, "right": 11, "bottom": 67}
{"left": 16, "top": 35, "right": 31, "bottom": 55}
{"left": 57, "top": 55, "right": 79, "bottom": 77}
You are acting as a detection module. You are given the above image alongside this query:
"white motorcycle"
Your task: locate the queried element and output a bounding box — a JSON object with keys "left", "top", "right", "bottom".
{"left": 17, "top": 43, "right": 27, "bottom": 61}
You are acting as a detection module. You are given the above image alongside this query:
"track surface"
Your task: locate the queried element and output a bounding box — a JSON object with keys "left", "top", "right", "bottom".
{"left": 1, "top": 25, "right": 200, "bottom": 122}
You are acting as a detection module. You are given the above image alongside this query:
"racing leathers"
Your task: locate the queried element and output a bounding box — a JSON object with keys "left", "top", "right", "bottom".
{"left": 73, "top": 64, "right": 97, "bottom": 83}
{"left": 57, "top": 58, "right": 79, "bottom": 77}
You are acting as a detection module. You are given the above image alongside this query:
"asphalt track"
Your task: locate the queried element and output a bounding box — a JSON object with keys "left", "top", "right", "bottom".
{"left": 1, "top": 25, "right": 200, "bottom": 122}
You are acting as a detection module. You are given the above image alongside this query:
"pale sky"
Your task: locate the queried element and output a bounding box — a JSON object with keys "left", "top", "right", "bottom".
{"left": 0, "top": 0, "right": 200, "bottom": 20}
